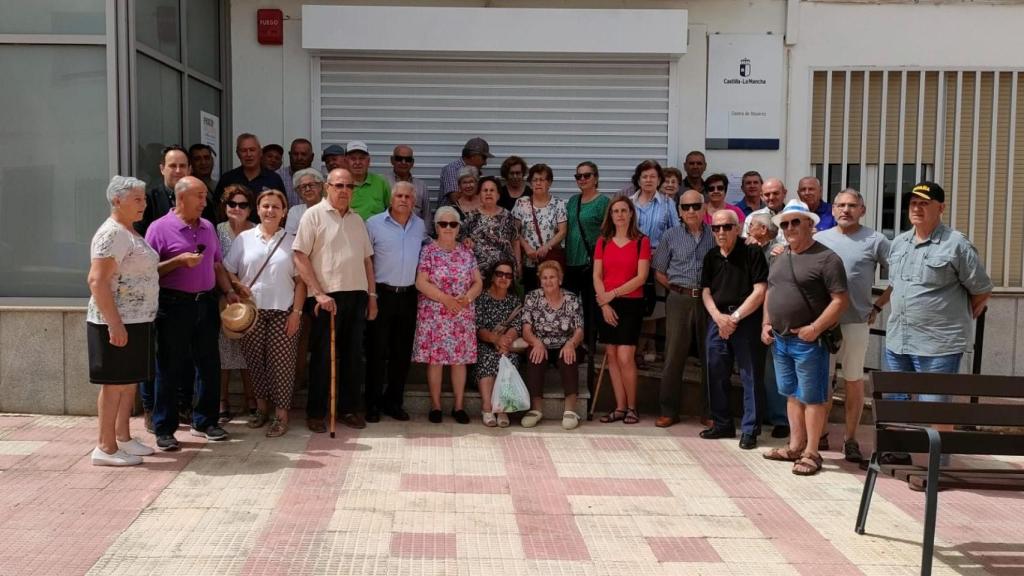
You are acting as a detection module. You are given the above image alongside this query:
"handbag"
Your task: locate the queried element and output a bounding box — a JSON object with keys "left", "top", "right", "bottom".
{"left": 571, "top": 195, "right": 593, "bottom": 272}
{"left": 220, "top": 230, "right": 287, "bottom": 338}
{"left": 529, "top": 199, "right": 566, "bottom": 269}
{"left": 786, "top": 250, "right": 843, "bottom": 354}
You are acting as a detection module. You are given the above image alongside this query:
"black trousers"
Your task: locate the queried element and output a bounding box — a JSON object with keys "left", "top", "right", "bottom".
{"left": 307, "top": 291, "right": 367, "bottom": 419}
{"left": 365, "top": 288, "right": 417, "bottom": 411}
{"left": 564, "top": 264, "right": 596, "bottom": 347}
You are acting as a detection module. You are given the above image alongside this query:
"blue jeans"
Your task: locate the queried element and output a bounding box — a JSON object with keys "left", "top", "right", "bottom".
{"left": 762, "top": 348, "right": 789, "bottom": 425}
{"left": 883, "top": 350, "right": 962, "bottom": 401}
{"left": 706, "top": 315, "right": 765, "bottom": 434}
{"left": 773, "top": 333, "right": 830, "bottom": 405}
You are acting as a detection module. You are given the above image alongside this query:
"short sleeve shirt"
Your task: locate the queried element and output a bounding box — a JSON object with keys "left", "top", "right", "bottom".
{"left": 521, "top": 289, "right": 584, "bottom": 349}
{"left": 566, "top": 193, "right": 609, "bottom": 267}
{"left": 350, "top": 172, "right": 391, "bottom": 220}
{"left": 765, "top": 242, "right": 848, "bottom": 334}
{"left": 652, "top": 223, "right": 715, "bottom": 287}
{"left": 292, "top": 200, "right": 373, "bottom": 293}
{"left": 595, "top": 236, "right": 652, "bottom": 298}
{"left": 701, "top": 243, "right": 769, "bottom": 309}
{"left": 814, "top": 226, "right": 890, "bottom": 324}
{"left": 87, "top": 218, "right": 160, "bottom": 325}
{"left": 144, "top": 212, "right": 221, "bottom": 293}
{"left": 512, "top": 196, "right": 568, "bottom": 267}
{"left": 224, "top": 227, "right": 297, "bottom": 311}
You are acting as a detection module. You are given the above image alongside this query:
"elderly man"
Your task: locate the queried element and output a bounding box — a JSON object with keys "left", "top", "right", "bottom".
{"left": 215, "top": 133, "right": 285, "bottom": 223}
{"left": 322, "top": 144, "right": 349, "bottom": 173}
{"left": 293, "top": 168, "right": 377, "bottom": 431}
{"left": 279, "top": 138, "right": 315, "bottom": 207}
{"left": 797, "top": 177, "right": 836, "bottom": 231}
{"left": 345, "top": 140, "right": 391, "bottom": 220}
{"left": 814, "top": 189, "right": 891, "bottom": 461}
{"left": 700, "top": 210, "right": 769, "bottom": 449}
{"left": 188, "top": 143, "right": 218, "bottom": 194}
{"left": 762, "top": 199, "right": 848, "bottom": 476}
{"left": 365, "top": 181, "right": 427, "bottom": 423}
{"left": 651, "top": 190, "right": 715, "bottom": 428}
{"left": 439, "top": 137, "right": 491, "bottom": 204}
{"left": 742, "top": 177, "right": 788, "bottom": 239}
{"left": 880, "top": 182, "right": 992, "bottom": 465}
{"left": 145, "top": 176, "right": 237, "bottom": 450}
{"left": 261, "top": 143, "right": 284, "bottom": 172}
{"left": 736, "top": 171, "right": 764, "bottom": 215}
{"left": 384, "top": 144, "right": 432, "bottom": 228}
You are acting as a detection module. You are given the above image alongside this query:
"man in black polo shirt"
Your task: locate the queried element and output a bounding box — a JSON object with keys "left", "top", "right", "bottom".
{"left": 699, "top": 209, "right": 769, "bottom": 449}
{"left": 214, "top": 133, "right": 285, "bottom": 223}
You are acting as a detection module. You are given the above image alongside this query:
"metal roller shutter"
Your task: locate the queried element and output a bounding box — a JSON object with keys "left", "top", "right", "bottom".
{"left": 315, "top": 57, "right": 671, "bottom": 198}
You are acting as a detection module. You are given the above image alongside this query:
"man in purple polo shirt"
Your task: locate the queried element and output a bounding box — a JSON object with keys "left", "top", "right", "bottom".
{"left": 145, "top": 176, "right": 238, "bottom": 451}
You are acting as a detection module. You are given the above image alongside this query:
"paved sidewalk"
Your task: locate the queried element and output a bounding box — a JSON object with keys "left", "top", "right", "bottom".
{"left": 0, "top": 412, "right": 1021, "bottom": 575}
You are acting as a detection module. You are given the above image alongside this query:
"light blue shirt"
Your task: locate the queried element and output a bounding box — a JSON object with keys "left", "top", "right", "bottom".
{"left": 366, "top": 211, "right": 427, "bottom": 287}
{"left": 814, "top": 225, "right": 890, "bottom": 324}
{"left": 629, "top": 191, "right": 678, "bottom": 248}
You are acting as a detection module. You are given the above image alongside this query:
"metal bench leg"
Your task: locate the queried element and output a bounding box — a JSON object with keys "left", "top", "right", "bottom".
{"left": 855, "top": 452, "right": 880, "bottom": 534}
{"left": 920, "top": 429, "right": 942, "bottom": 576}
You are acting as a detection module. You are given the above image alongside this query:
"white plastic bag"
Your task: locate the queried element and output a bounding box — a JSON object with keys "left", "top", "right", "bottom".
{"left": 491, "top": 356, "right": 530, "bottom": 413}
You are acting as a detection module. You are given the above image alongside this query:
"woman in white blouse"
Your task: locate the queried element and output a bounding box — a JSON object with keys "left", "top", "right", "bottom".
{"left": 224, "top": 189, "right": 307, "bottom": 437}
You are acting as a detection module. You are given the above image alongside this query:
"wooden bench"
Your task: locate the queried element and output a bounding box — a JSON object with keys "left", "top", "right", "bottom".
{"left": 854, "top": 371, "right": 1024, "bottom": 576}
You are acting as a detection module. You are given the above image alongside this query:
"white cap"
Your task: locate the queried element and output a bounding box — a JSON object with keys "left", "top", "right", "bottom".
{"left": 771, "top": 199, "right": 820, "bottom": 227}
{"left": 346, "top": 140, "right": 369, "bottom": 154}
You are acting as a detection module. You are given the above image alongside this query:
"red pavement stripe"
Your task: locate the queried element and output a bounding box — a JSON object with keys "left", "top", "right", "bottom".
{"left": 400, "top": 473, "right": 510, "bottom": 494}
{"left": 390, "top": 532, "right": 457, "bottom": 559}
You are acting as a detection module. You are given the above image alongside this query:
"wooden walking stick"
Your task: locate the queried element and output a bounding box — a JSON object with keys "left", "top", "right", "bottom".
{"left": 588, "top": 351, "right": 608, "bottom": 419}
{"left": 329, "top": 312, "right": 337, "bottom": 438}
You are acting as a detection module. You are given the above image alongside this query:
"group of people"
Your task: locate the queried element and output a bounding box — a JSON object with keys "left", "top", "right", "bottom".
{"left": 86, "top": 135, "right": 992, "bottom": 478}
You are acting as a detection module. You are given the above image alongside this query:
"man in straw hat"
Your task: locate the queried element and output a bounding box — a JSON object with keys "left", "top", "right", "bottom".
{"left": 761, "top": 199, "right": 848, "bottom": 476}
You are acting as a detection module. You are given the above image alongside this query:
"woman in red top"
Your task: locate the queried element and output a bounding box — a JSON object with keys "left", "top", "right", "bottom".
{"left": 593, "top": 196, "right": 651, "bottom": 424}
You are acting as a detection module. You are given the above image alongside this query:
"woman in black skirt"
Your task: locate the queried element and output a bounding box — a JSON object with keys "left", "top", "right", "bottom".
{"left": 593, "top": 196, "right": 651, "bottom": 425}
{"left": 86, "top": 176, "right": 160, "bottom": 466}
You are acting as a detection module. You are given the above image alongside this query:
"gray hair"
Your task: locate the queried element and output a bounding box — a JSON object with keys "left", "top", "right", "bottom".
{"left": 105, "top": 175, "right": 146, "bottom": 206}
{"left": 434, "top": 205, "right": 462, "bottom": 224}
{"left": 749, "top": 212, "right": 777, "bottom": 236}
{"left": 292, "top": 167, "right": 324, "bottom": 188}
{"left": 836, "top": 187, "right": 865, "bottom": 206}
{"left": 457, "top": 165, "right": 479, "bottom": 182}
{"left": 392, "top": 180, "right": 416, "bottom": 195}
{"left": 712, "top": 209, "right": 739, "bottom": 225}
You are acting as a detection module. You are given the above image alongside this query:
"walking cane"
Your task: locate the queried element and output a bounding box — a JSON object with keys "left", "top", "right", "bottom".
{"left": 329, "top": 312, "right": 337, "bottom": 439}
{"left": 588, "top": 352, "right": 608, "bottom": 419}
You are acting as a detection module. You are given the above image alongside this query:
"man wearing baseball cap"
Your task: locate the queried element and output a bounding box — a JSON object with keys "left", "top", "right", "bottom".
{"left": 875, "top": 182, "right": 992, "bottom": 465}
{"left": 346, "top": 140, "right": 391, "bottom": 220}
{"left": 438, "top": 137, "right": 492, "bottom": 205}
{"left": 322, "top": 144, "right": 349, "bottom": 173}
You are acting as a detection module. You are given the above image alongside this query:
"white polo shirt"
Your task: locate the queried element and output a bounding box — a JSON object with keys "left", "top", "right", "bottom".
{"left": 224, "top": 227, "right": 298, "bottom": 311}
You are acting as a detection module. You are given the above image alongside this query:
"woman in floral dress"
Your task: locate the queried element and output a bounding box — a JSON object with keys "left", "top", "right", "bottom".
{"left": 413, "top": 206, "right": 484, "bottom": 424}
{"left": 512, "top": 163, "right": 567, "bottom": 293}
{"left": 474, "top": 260, "right": 521, "bottom": 428}
{"left": 461, "top": 176, "right": 521, "bottom": 276}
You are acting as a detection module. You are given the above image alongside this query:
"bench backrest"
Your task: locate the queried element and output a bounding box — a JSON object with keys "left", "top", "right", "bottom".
{"left": 870, "top": 371, "right": 1024, "bottom": 457}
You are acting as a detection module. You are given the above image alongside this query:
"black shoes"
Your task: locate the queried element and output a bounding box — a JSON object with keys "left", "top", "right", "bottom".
{"left": 383, "top": 406, "right": 411, "bottom": 421}
{"left": 771, "top": 425, "right": 790, "bottom": 439}
{"left": 451, "top": 409, "right": 470, "bottom": 425}
{"left": 428, "top": 409, "right": 443, "bottom": 424}
{"left": 156, "top": 435, "right": 180, "bottom": 451}
{"left": 843, "top": 440, "right": 863, "bottom": 463}
{"left": 699, "top": 426, "right": 736, "bottom": 440}
{"left": 739, "top": 433, "right": 758, "bottom": 450}
{"left": 365, "top": 408, "right": 381, "bottom": 423}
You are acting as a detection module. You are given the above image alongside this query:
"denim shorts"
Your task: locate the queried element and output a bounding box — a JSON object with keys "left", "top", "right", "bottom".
{"left": 773, "top": 332, "right": 830, "bottom": 405}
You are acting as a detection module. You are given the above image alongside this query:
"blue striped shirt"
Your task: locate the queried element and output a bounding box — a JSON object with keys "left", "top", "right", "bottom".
{"left": 629, "top": 191, "right": 678, "bottom": 248}
{"left": 651, "top": 222, "right": 715, "bottom": 288}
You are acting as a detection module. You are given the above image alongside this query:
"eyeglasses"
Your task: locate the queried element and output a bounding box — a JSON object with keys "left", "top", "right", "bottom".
{"left": 392, "top": 155, "right": 414, "bottom": 163}
{"left": 492, "top": 270, "right": 514, "bottom": 279}
{"left": 778, "top": 219, "right": 804, "bottom": 230}
{"left": 708, "top": 184, "right": 726, "bottom": 192}
{"left": 225, "top": 200, "right": 250, "bottom": 209}
{"left": 436, "top": 221, "right": 460, "bottom": 229}
{"left": 297, "top": 182, "right": 321, "bottom": 191}
{"left": 574, "top": 172, "right": 595, "bottom": 181}
{"left": 834, "top": 202, "right": 860, "bottom": 210}
{"left": 328, "top": 182, "right": 356, "bottom": 190}
{"left": 711, "top": 223, "right": 735, "bottom": 232}
{"left": 678, "top": 203, "right": 703, "bottom": 212}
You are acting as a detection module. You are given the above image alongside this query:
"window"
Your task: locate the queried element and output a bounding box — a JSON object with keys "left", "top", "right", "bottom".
{"left": 0, "top": 0, "right": 106, "bottom": 35}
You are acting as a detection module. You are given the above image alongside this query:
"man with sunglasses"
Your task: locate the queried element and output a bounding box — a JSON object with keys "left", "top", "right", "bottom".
{"left": 384, "top": 144, "right": 431, "bottom": 228}
{"left": 761, "top": 200, "right": 848, "bottom": 476}
{"left": 699, "top": 210, "right": 769, "bottom": 449}
{"left": 651, "top": 190, "right": 715, "bottom": 428}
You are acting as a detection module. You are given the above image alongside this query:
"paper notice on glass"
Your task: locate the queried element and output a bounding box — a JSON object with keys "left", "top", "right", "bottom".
{"left": 200, "top": 111, "right": 220, "bottom": 175}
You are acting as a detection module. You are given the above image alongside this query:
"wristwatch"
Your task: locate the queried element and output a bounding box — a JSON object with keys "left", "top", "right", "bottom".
{"left": 730, "top": 310, "right": 742, "bottom": 322}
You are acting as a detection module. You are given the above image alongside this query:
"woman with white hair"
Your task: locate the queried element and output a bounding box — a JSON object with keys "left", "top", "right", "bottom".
{"left": 412, "top": 206, "right": 483, "bottom": 424}
{"left": 86, "top": 175, "right": 160, "bottom": 466}
{"left": 451, "top": 165, "right": 482, "bottom": 217}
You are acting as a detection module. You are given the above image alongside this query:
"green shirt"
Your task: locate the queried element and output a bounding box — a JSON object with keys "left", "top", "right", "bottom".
{"left": 566, "top": 193, "right": 609, "bottom": 266}
{"left": 351, "top": 173, "right": 391, "bottom": 220}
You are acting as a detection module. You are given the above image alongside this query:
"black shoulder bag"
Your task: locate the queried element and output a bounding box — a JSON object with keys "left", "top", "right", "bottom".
{"left": 573, "top": 195, "right": 593, "bottom": 271}
{"left": 786, "top": 250, "right": 843, "bottom": 354}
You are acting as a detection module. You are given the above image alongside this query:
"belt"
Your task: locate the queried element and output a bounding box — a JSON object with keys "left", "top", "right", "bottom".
{"left": 160, "top": 287, "right": 212, "bottom": 301}
{"left": 668, "top": 284, "right": 701, "bottom": 298}
{"left": 377, "top": 283, "right": 416, "bottom": 294}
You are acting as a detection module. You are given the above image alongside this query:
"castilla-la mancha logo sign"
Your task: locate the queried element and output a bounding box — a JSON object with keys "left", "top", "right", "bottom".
{"left": 739, "top": 58, "right": 751, "bottom": 77}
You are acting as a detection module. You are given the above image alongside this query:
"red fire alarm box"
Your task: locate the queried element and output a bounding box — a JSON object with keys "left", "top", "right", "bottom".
{"left": 257, "top": 9, "right": 283, "bottom": 45}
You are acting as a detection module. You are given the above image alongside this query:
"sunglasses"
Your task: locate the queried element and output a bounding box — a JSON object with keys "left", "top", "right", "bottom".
{"left": 436, "top": 221, "right": 460, "bottom": 229}
{"left": 392, "top": 155, "right": 414, "bottom": 163}
{"left": 574, "top": 172, "right": 595, "bottom": 181}
{"left": 711, "top": 223, "right": 735, "bottom": 232}
{"left": 492, "top": 270, "right": 514, "bottom": 279}
{"left": 226, "top": 200, "right": 250, "bottom": 209}
{"left": 778, "top": 219, "right": 804, "bottom": 230}
{"left": 678, "top": 203, "right": 703, "bottom": 212}
{"left": 329, "top": 182, "right": 356, "bottom": 190}
{"left": 708, "top": 184, "right": 726, "bottom": 192}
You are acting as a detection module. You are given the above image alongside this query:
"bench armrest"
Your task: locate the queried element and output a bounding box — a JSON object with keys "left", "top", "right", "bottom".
{"left": 877, "top": 423, "right": 944, "bottom": 468}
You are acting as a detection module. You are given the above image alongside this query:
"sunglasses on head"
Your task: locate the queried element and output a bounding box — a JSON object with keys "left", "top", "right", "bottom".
{"left": 678, "top": 202, "right": 703, "bottom": 212}
{"left": 392, "top": 155, "right": 414, "bottom": 163}
{"left": 711, "top": 223, "right": 735, "bottom": 232}
{"left": 779, "top": 219, "right": 804, "bottom": 230}
{"left": 573, "top": 172, "right": 595, "bottom": 181}
{"left": 436, "top": 221, "right": 460, "bottom": 229}
{"left": 226, "top": 200, "right": 250, "bottom": 209}
{"left": 492, "top": 270, "right": 514, "bottom": 279}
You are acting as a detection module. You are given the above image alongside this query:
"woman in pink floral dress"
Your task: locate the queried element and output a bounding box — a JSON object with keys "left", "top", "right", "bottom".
{"left": 413, "top": 206, "right": 484, "bottom": 424}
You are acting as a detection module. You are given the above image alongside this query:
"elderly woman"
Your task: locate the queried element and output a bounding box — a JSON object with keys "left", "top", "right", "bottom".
{"left": 498, "top": 155, "right": 531, "bottom": 210}
{"left": 224, "top": 189, "right": 306, "bottom": 437}
{"left": 594, "top": 196, "right": 651, "bottom": 425}
{"left": 451, "top": 165, "right": 482, "bottom": 217}
{"left": 662, "top": 167, "right": 683, "bottom": 200}
{"left": 475, "top": 260, "right": 521, "bottom": 428}
{"left": 216, "top": 184, "right": 256, "bottom": 423}
{"left": 703, "top": 173, "right": 746, "bottom": 226}
{"left": 522, "top": 261, "right": 585, "bottom": 430}
{"left": 86, "top": 176, "right": 159, "bottom": 466}
{"left": 512, "top": 163, "right": 567, "bottom": 293}
{"left": 565, "top": 161, "right": 609, "bottom": 344}
{"left": 413, "top": 206, "right": 484, "bottom": 424}
{"left": 461, "top": 176, "right": 521, "bottom": 275}
{"left": 285, "top": 167, "right": 324, "bottom": 234}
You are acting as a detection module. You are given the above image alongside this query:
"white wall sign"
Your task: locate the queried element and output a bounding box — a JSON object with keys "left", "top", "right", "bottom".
{"left": 200, "top": 111, "right": 220, "bottom": 175}
{"left": 706, "top": 34, "right": 782, "bottom": 150}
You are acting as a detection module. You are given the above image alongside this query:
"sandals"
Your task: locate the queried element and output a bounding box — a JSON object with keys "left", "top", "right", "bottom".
{"left": 763, "top": 446, "right": 805, "bottom": 462}
{"left": 623, "top": 408, "right": 640, "bottom": 425}
{"left": 792, "top": 452, "right": 824, "bottom": 476}
{"left": 600, "top": 409, "right": 626, "bottom": 423}
{"left": 496, "top": 413, "right": 510, "bottom": 428}
{"left": 265, "top": 418, "right": 288, "bottom": 438}
{"left": 247, "top": 410, "right": 269, "bottom": 429}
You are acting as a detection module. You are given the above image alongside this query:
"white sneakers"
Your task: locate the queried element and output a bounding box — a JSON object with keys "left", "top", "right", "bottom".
{"left": 91, "top": 447, "right": 142, "bottom": 467}
{"left": 117, "top": 437, "right": 155, "bottom": 456}
{"left": 521, "top": 410, "right": 543, "bottom": 428}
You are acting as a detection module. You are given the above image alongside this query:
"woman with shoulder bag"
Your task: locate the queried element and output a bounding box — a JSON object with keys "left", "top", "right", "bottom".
{"left": 565, "top": 161, "right": 609, "bottom": 345}
{"left": 512, "top": 163, "right": 567, "bottom": 292}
